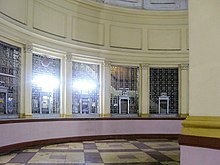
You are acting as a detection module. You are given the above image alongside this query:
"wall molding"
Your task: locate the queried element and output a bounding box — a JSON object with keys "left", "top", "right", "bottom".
{"left": 0, "top": 117, "right": 185, "bottom": 124}
{"left": 182, "top": 116, "right": 220, "bottom": 138}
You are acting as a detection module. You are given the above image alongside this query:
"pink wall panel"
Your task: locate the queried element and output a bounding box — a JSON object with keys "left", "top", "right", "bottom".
{"left": 0, "top": 120, "right": 182, "bottom": 147}
{"left": 181, "top": 145, "right": 220, "bottom": 165}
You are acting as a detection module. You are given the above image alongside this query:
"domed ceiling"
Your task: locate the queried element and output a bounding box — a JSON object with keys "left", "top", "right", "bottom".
{"left": 90, "top": 0, "right": 188, "bottom": 10}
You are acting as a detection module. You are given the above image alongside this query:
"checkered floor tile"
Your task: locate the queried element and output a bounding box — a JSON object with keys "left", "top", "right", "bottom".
{"left": 0, "top": 139, "right": 180, "bottom": 165}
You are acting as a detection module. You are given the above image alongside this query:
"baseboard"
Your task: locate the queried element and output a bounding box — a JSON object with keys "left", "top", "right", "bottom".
{"left": 179, "top": 134, "right": 220, "bottom": 150}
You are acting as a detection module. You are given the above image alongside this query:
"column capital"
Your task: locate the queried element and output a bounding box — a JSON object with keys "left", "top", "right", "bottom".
{"left": 181, "top": 64, "right": 189, "bottom": 70}
{"left": 24, "top": 44, "right": 33, "bottom": 53}
{"left": 140, "top": 64, "right": 149, "bottom": 70}
{"left": 103, "top": 60, "right": 111, "bottom": 67}
{"left": 66, "top": 52, "right": 72, "bottom": 62}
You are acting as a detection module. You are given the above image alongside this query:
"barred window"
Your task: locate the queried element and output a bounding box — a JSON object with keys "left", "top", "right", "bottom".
{"left": 0, "top": 41, "right": 21, "bottom": 115}
{"left": 150, "top": 68, "right": 178, "bottom": 115}
{"left": 111, "top": 65, "right": 139, "bottom": 115}
{"left": 72, "top": 62, "right": 100, "bottom": 114}
{"left": 32, "top": 54, "right": 60, "bottom": 114}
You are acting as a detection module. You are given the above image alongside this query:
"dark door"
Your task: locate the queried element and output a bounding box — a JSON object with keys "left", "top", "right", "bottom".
{"left": 121, "top": 99, "right": 128, "bottom": 114}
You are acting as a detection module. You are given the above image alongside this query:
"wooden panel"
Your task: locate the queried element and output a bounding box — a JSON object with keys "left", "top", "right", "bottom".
{"left": 33, "top": 1, "right": 67, "bottom": 37}
{"left": 110, "top": 25, "right": 142, "bottom": 49}
{"left": 179, "top": 135, "right": 220, "bottom": 150}
{"left": 72, "top": 17, "right": 105, "bottom": 45}
{"left": 148, "top": 29, "right": 181, "bottom": 50}
{"left": 0, "top": 0, "right": 27, "bottom": 24}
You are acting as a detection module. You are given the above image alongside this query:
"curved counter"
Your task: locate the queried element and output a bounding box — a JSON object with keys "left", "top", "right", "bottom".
{"left": 0, "top": 118, "right": 184, "bottom": 154}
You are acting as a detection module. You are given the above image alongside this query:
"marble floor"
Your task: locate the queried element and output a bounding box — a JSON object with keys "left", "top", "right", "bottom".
{"left": 0, "top": 139, "right": 180, "bottom": 165}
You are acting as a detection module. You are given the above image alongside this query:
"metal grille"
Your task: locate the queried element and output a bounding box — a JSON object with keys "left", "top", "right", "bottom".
{"left": 32, "top": 54, "right": 60, "bottom": 114}
{"left": 111, "top": 65, "right": 139, "bottom": 114}
{"left": 150, "top": 68, "right": 178, "bottom": 114}
{"left": 0, "top": 41, "right": 21, "bottom": 114}
{"left": 72, "top": 62, "right": 100, "bottom": 114}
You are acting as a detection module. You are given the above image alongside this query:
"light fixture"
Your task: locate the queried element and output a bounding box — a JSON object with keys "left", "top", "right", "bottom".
{"left": 32, "top": 75, "right": 59, "bottom": 92}
{"left": 72, "top": 79, "right": 97, "bottom": 91}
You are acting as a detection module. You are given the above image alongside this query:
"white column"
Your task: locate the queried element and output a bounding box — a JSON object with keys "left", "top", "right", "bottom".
{"left": 60, "top": 55, "right": 66, "bottom": 117}
{"left": 101, "top": 61, "right": 111, "bottom": 117}
{"left": 180, "top": 64, "right": 189, "bottom": 117}
{"left": 24, "top": 44, "right": 33, "bottom": 118}
{"left": 140, "top": 64, "right": 149, "bottom": 117}
{"left": 65, "top": 53, "right": 72, "bottom": 117}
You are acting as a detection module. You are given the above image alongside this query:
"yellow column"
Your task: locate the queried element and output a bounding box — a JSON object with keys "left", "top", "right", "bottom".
{"left": 101, "top": 61, "right": 111, "bottom": 117}
{"left": 180, "top": 0, "right": 220, "bottom": 155}
{"left": 180, "top": 64, "right": 189, "bottom": 117}
{"left": 64, "top": 53, "right": 72, "bottom": 117}
{"left": 23, "top": 44, "right": 33, "bottom": 118}
{"left": 140, "top": 64, "right": 149, "bottom": 117}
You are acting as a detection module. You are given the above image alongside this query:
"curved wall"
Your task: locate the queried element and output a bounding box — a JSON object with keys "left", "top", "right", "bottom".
{"left": 0, "top": 0, "right": 188, "bottom": 63}
{"left": 0, "top": 118, "right": 183, "bottom": 153}
{"left": 0, "top": 0, "right": 187, "bottom": 153}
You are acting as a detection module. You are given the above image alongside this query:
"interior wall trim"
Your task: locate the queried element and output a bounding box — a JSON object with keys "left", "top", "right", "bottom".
{"left": 182, "top": 116, "right": 220, "bottom": 138}
{"left": 0, "top": 117, "right": 186, "bottom": 125}
{"left": 179, "top": 134, "right": 220, "bottom": 150}
{"left": 0, "top": 134, "right": 179, "bottom": 155}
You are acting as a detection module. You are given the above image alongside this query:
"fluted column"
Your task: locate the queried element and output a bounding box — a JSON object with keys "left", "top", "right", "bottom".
{"left": 23, "top": 44, "right": 33, "bottom": 118}
{"left": 101, "top": 61, "right": 111, "bottom": 117}
{"left": 65, "top": 53, "right": 73, "bottom": 117}
{"left": 180, "top": 64, "right": 189, "bottom": 117}
{"left": 140, "top": 64, "right": 150, "bottom": 117}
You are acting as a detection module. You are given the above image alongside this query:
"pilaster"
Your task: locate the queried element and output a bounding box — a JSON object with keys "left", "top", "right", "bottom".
{"left": 140, "top": 64, "right": 150, "bottom": 117}
{"left": 24, "top": 44, "right": 33, "bottom": 118}
{"left": 101, "top": 61, "right": 111, "bottom": 117}
{"left": 65, "top": 53, "right": 73, "bottom": 117}
{"left": 180, "top": 64, "right": 189, "bottom": 117}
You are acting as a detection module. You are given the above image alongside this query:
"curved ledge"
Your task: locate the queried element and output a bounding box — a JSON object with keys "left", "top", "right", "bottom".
{"left": 0, "top": 117, "right": 186, "bottom": 124}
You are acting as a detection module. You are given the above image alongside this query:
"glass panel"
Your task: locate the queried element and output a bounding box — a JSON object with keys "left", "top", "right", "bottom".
{"left": 111, "top": 65, "right": 139, "bottom": 115}
{"left": 72, "top": 62, "right": 100, "bottom": 114}
{"left": 150, "top": 68, "right": 178, "bottom": 114}
{"left": 32, "top": 54, "right": 60, "bottom": 114}
{"left": 0, "top": 41, "right": 21, "bottom": 114}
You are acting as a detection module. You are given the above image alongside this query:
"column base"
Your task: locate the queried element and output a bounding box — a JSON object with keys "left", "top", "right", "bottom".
{"left": 99, "top": 114, "right": 111, "bottom": 117}
{"left": 20, "top": 113, "right": 32, "bottom": 118}
{"left": 61, "top": 114, "right": 73, "bottom": 118}
{"left": 179, "top": 113, "right": 189, "bottom": 117}
{"left": 139, "top": 113, "right": 150, "bottom": 117}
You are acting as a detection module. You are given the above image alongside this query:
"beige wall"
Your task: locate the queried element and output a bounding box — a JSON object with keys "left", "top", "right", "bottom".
{"left": 0, "top": 0, "right": 188, "bottom": 64}
{"left": 0, "top": 0, "right": 189, "bottom": 116}
{"left": 189, "top": 0, "right": 220, "bottom": 116}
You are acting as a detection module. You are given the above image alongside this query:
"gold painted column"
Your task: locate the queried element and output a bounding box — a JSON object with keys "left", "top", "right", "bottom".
{"left": 65, "top": 53, "right": 72, "bottom": 117}
{"left": 101, "top": 61, "right": 111, "bottom": 117}
{"left": 23, "top": 44, "right": 33, "bottom": 118}
{"left": 140, "top": 64, "right": 150, "bottom": 117}
{"left": 180, "top": 64, "right": 189, "bottom": 117}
